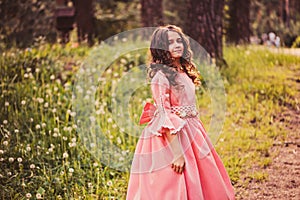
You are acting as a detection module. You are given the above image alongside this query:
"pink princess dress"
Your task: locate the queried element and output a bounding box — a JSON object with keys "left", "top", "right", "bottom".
{"left": 126, "top": 70, "right": 235, "bottom": 200}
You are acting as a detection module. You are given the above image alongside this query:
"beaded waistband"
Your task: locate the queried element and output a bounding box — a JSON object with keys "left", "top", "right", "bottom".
{"left": 171, "top": 105, "right": 198, "bottom": 118}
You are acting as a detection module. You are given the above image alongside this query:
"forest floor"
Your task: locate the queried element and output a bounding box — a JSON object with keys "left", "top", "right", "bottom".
{"left": 235, "top": 48, "right": 300, "bottom": 199}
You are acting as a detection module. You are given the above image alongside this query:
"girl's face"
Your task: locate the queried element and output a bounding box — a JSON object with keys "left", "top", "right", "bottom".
{"left": 167, "top": 31, "right": 184, "bottom": 59}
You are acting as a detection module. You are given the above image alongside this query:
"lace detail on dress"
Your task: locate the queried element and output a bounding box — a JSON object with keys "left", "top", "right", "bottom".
{"left": 171, "top": 105, "right": 198, "bottom": 118}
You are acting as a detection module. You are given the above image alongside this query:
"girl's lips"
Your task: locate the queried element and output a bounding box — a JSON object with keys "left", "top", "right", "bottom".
{"left": 173, "top": 50, "right": 182, "bottom": 53}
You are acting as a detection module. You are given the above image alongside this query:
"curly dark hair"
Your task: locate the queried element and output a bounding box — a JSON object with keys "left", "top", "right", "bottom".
{"left": 148, "top": 25, "right": 201, "bottom": 86}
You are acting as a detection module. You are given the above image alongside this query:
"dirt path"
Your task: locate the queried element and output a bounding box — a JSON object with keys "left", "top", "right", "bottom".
{"left": 235, "top": 48, "right": 300, "bottom": 199}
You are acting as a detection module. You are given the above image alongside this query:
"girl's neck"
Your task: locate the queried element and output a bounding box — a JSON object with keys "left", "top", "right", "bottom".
{"left": 173, "top": 58, "right": 183, "bottom": 72}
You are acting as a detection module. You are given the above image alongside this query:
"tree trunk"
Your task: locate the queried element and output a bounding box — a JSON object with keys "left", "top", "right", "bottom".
{"left": 72, "top": 0, "right": 94, "bottom": 46}
{"left": 284, "top": 0, "right": 290, "bottom": 28}
{"left": 227, "top": 0, "right": 251, "bottom": 44}
{"left": 184, "top": 0, "right": 226, "bottom": 67}
{"left": 140, "top": 0, "right": 163, "bottom": 27}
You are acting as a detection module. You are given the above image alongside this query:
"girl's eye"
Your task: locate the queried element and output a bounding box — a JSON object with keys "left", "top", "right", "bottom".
{"left": 177, "top": 38, "right": 183, "bottom": 43}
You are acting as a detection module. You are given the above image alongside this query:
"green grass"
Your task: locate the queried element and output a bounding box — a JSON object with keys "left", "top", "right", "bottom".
{"left": 0, "top": 43, "right": 299, "bottom": 199}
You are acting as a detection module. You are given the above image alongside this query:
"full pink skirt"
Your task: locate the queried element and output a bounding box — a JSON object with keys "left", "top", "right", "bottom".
{"left": 126, "top": 117, "right": 235, "bottom": 200}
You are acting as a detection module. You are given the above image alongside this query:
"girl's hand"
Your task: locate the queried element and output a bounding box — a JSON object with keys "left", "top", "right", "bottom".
{"left": 171, "top": 155, "right": 185, "bottom": 174}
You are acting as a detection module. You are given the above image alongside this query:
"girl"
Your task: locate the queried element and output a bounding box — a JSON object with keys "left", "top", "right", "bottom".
{"left": 126, "top": 25, "right": 235, "bottom": 200}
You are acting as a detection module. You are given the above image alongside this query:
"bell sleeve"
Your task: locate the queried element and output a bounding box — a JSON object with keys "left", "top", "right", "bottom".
{"left": 145, "top": 71, "right": 186, "bottom": 136}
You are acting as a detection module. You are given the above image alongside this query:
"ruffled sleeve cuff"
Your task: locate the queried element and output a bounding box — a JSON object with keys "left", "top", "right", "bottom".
{"left": 145, "top": 110, "right": 186, "bottom": 136}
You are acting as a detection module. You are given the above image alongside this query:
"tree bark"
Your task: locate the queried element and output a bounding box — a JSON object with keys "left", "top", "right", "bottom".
{"left": 184, "top": 0, "right": 226, "bottom": 67}
{"left": 140, "top": 0, "right": 163, "bottom": 27}
{"left": 227, "top": 0, "right": 251, "bottom": 44}
{"left": 72, "top": 0, "right": 94, "bottom": 46}
{"left": 284, "top": 0, "right": 290, "bottom": 28}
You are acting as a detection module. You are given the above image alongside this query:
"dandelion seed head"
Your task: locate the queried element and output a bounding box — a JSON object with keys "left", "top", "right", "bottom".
{"left": 30, "top": 164, "right": 35, "bottom": 169}
{"left": 35, "top": 124, "right": 41, "bottom": 130}
{"left": 63, "top": 152, "right": 69, "bottom": 158}
{"left": 50, "top": 74, "right": 55, "bottom": 80}
{"left": 36, "top": 193, "right": 42, "bottom": 199}
{"left": 26, "top": 193, "right": 32, "bottom": 198}
{"left": 70, "top": 112, "right": 76, "bottom": 117}
{"left": 8, "top": 157, "right": 14, "bottom": 163}
{"left": 117, "top": 137, "right": 122, "bottom": 144}
{"left": 17, "top": 157, "right": 22, "bottom": 163}
{"left": 3, "top": 141, "right": 8, "bottom": 146}
{"left": 14, "top": 129, "right": 19, "bottom": 133}
{"left": 3, "top": 120, "right": 8, "bottom": 125}
{"left": 4, "top": 102, "right": 9, "bottom": 107}
{"left": 68, "top": 168, "right": 74, "bottom": 173}
{"left": 107, "top": 180, "right": 113, "bottom": 186}
{"left": 37, "top": 98, "right": 44, "bottom": 104}
{"left": 0, "top": 150, "right": 4, "bottom": 154}
{"left": 21, "top": 100, "right": 26, "bottom": 105}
